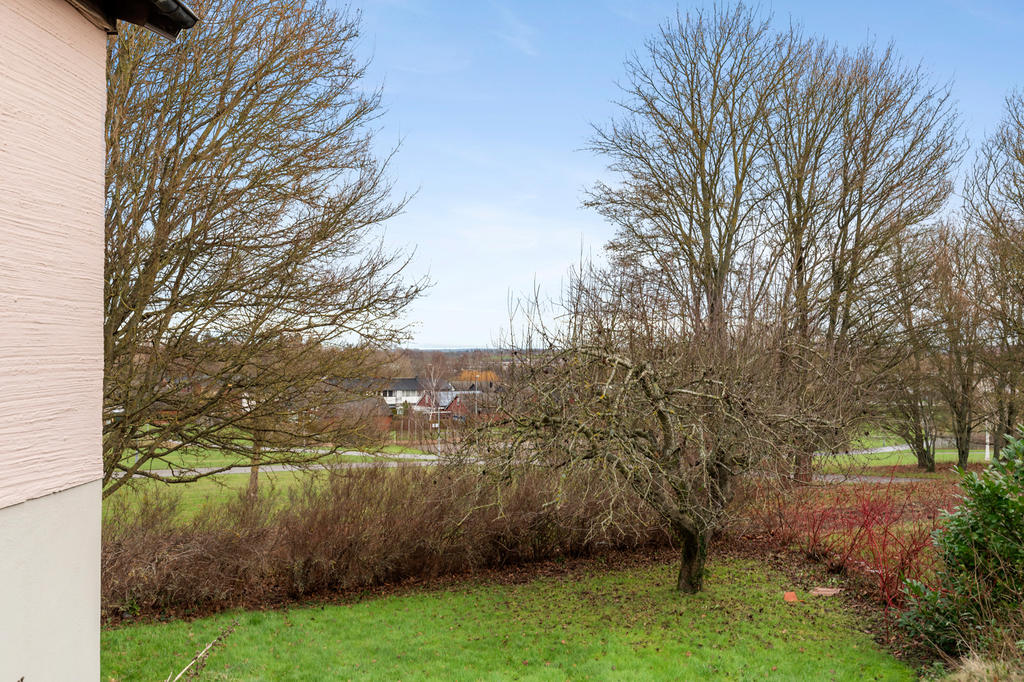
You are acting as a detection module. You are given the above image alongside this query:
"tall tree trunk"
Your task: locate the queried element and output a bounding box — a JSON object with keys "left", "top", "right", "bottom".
{"left": 955, "top": 426, "right": 972, "bottom": 469}
{"left": 248, "top": 430, "right": 262, "bottom": 502}
{"left": 675, "top": 525, "right": 708, "bottom": 594}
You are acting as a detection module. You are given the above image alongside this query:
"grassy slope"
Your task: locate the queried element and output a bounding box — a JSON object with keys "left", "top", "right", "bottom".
{"left": 102, "top": 558, "right": 913, "bottom": 681}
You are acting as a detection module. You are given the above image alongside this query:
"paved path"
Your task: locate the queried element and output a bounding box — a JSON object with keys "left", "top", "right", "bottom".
{"left": 814, "top": 445, "right": 909, "bottom": 457}
{"left": 816, "top": 472, "right": 930, "bottom": 484}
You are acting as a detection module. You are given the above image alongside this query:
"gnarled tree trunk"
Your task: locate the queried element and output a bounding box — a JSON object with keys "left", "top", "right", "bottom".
{"left": 675, "top": 524, "right": 708, "bottom": 594}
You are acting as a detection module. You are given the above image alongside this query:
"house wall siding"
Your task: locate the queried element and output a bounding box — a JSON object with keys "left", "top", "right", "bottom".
{"left": 0, "top": 479, "right": 101, "bottom": 680}
{"left": 0, "top": 0, "right": 106, "bottom": 508}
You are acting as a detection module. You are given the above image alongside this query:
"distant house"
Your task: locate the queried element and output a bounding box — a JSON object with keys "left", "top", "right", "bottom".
{"left": 381, "top": 376, "right": 453, "bottom": 412}
{"left": 0, "top": 0, "right": 195, "bottom": 677}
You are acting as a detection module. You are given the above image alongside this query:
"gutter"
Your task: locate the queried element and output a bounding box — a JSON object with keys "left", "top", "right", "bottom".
{"left": 108, "top": 0, "right": 198, "bottom": 39}
{"left": 70, "top": 0, "right": 198, "bottom": 39}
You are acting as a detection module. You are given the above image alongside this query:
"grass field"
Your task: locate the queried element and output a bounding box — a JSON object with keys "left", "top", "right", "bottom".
{"left": 130, "top": 445, "right": 429, "bottom": 473}
{"left": 101, "top": 557, "right": 914, "bottom": 681}
{"left": 823, "top": 448, "right": 987, "bottom": 477}
{"left": 105, "top": 470, "right": 322, "bottom": 518}
{"left": 848, "top": 432, "right": 904, "bottom": 450}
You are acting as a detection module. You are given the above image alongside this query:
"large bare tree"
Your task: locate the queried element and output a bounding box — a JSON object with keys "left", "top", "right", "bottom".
{"left": 494, "top": 262, "right": 856, "bottom": 593}
{"left": 882, "top": 229, "right": 942, "bottom": 471}
{"left": 925, "top": 222, "right": 989, "bottom": 467}
{"left": 103, "top": 0, "right": 425, "bottom": 496}
{"left": 764, "top": 38, "right": 959, "bottom": 477}
{"left": 967, "top": 92, "right": 1024, "bottom": 454}
{"left": 587, "top": 6, "right": 790, "bottom": 340}
{"left": 493, "top": 7, "right": 836, "bottom": 593}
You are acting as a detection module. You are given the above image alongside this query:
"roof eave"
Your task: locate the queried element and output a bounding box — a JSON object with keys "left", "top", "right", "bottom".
{"left": 106, "top": 0, "right": 198, "bottom": 39}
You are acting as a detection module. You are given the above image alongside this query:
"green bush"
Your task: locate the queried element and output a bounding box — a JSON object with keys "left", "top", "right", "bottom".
{"left": 900, "top": 430, "right": 1024, "bottom": 655}
{"left": 899, "top": 579, "right": 976, "bottom": 655}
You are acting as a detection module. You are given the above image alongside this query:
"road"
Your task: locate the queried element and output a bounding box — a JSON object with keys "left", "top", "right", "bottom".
{"left": 815, "top": 473, "right": 929, "bottom": 484}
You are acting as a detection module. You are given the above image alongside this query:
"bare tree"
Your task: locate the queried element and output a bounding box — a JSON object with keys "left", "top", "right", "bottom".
{"left": 586, "top": 6, "right": 791, "bottom": 340}
{"left": 491, "top": 7, "right": 870, "bottom": 593}
{"left": 925, "top": 222, "right": 989, "bottom": 467}
{"left": 764, "top": 37, "right": 959, "bottom": 477}
{"left": 980, "top": 243, "right": 1024, "bottom": 456}
{"left": 966, "top": 92, "right": 1024, "bottom": 454}
{"left": 883, "top": 230, "right": 942, "bottom": 471}
{"left": 103, "top": 0, "right": 425, "bottom": 497}
{"left": 493, "top": 263, "right": 855, "bottom": 593}
{"left": 821, "top": 46, "right": 960, "bottom": 348}
{"left": 486, "top": 5, "right": 965, "bottom": 592}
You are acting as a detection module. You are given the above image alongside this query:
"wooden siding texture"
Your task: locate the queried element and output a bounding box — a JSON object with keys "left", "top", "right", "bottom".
{"left": 0, "top": 0, "right": 105, "bottom": 508}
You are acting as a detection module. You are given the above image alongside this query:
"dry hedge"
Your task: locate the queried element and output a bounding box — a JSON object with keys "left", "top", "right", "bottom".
{"left": 102, "top": 466, "right": 671, "bottom": 619}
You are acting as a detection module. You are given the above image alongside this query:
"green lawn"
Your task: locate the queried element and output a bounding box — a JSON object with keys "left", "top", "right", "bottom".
{"left": 379, "top": 444, "right": 430, "bottom": 456}
{"left": 131, "top": 446, "right": 427, "bottom": 473}
{"left": 848, "top": 432, "right": 904, "bottom": 450}
{"left": 106, "top": 470, "right": 322, "bottom": 518}
{"left": 823, "top": 448, "right": 987, "bottom": 474}
{"left": 131, "top": 447, "right": 250, "bottom": 471}
{"left": 101, "top": 557, "right": 913, "bottom": 681}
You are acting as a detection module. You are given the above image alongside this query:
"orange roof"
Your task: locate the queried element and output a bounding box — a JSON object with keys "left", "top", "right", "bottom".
{"left": 454, "top": 369, "right": 500, "bottom": 384}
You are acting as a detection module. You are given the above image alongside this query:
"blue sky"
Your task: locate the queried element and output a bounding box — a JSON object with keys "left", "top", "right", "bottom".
{"left": 349, "top": 0, "right": 1023, "bottom": 349}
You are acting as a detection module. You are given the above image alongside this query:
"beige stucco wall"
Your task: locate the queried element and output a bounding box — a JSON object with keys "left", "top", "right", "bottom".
{"left": 0, "top": 480, "right": 101, "bottom": 681}
{"left": 0, "top": 0, "right": 106, "bottom": 508}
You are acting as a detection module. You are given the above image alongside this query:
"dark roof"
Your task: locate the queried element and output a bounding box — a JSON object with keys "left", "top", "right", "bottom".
{"left": 75, "top": 0, "right": 198, "bottom": 39}
{"left": 328, "top": 377, "right": 386, "bottom": 392}
{"left": 388, "top": 377, "right": 423, "bottom": 392}
{"left": 113, "top": 0, "right": 197, "bottom": 38}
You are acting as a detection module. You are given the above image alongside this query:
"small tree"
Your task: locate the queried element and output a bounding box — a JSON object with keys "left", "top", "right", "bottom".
{"left": 103, "top": 0, "right": 425, "bottom": 496}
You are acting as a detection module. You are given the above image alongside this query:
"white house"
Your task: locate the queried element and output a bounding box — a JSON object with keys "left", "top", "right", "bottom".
{"left": 380, "top": 376, "right": 454, "bottom": 412}
{"left": 0, "top": 1, "right": 195, "bottom": 677}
